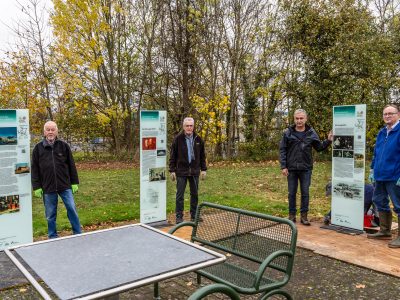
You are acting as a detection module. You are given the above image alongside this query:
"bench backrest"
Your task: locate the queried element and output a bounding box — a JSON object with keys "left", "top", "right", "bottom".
{"left": 192, "top": 202, "right": 297, "bottom": 272}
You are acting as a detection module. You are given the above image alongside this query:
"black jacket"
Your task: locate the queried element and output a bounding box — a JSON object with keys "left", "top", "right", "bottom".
{"left": 169, "top": 131, "right": 207, "bottom": 176}
{"left": 31, "top": 139, "right": 79, "bottom": 193}
{"left": 279, "top": 124, "right": 331, "bottom": 171}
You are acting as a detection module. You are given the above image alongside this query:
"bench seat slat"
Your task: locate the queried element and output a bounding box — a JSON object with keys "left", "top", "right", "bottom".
{"left": 197, "top": 262, "right": 275, "bottom": 294}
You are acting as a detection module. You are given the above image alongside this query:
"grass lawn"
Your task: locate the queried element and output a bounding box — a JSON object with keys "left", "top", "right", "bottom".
{"left": 32, "top": 160, "right": 333, "bottom": 237}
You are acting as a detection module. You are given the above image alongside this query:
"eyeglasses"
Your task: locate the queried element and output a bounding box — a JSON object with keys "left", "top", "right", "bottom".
{"left": 383, "top": 112, "right": 398, "bottom": 116}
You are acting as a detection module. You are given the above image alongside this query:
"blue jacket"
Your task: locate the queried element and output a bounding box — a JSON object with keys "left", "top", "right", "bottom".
{"left": 371, "top": 123, "right": 400, "bottom": 181}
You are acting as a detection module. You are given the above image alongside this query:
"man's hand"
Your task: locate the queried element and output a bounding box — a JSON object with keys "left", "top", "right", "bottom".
{"left": 328, "top": 131, "right": 333, "bottom": 141}
{"left": 281, "top": 168, "right": 289, "bottom": 177}
{"left": 33, "top": 188, "right": 43, "bottom": 198}
{"left": 170, "top": 172, "right": 176, "bottom": 182}
{"left": 200, "top": 171, "right": 207, "bottom": 180}
{"left": 368, "top": 170, "right": 375, "bottom": 183}
{"left": 71, "top": 184, "right": 79, "bottom": 194}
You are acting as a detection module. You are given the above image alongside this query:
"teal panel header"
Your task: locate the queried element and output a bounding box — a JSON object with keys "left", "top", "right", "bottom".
{"left": 0, "top": 110, "right": 17, "bottom": 122}
{"left": 141, "top": 111, "right": 159, "bottom": 120}
{"left": 333, "top": 106, "right": 355, "bottom": 116}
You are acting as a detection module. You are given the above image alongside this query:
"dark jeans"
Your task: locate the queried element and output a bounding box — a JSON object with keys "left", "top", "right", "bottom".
{"left": 373, "top": 181, "right": 400, "bottom": 214}
{"left": 287, "top": 170, "right": 312, "bottom": 214}
{"left": 176, "top": 176, "right": 199, "bottom": 219}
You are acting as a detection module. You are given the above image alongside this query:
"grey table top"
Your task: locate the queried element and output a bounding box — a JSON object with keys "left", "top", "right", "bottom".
{"left": 8, "top": 224, "right": 224, "bottom": 300}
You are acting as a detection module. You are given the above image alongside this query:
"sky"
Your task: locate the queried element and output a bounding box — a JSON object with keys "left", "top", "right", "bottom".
{"left": 0, "top": 0, "right": 52, "bottom": 58}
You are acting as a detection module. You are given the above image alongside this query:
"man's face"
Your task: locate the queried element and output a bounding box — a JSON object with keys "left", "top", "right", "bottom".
{"left": 183, "top": 120, "right": 194, "bottom": 135}
{"left": 382, "top": 106, "right": 400, "bottom": 127}
{"left": 294, "top": 112, "right": 307, "bottom": 129}
{"left": 44, "top": 122, "right": 58, "bottom": 141}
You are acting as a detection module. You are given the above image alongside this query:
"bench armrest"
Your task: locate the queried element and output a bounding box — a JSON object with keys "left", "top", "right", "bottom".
{"left": 188, "top": 283, "right": 240, "bottom": 300}
{"left": 254, "top": 250, "right": 294, "bottom": 289}
{"left": 168, "top": 221, "right": 196, "bottom": 235}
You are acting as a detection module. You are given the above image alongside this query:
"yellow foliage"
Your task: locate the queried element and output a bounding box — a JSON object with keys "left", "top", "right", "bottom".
{"left": 192, "top": 93, "right": 230, "bottom": 146}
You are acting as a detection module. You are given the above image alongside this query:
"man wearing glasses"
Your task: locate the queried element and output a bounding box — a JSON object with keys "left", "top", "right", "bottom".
{"left": 169, "top": 117, "right": 207, "bottom": 224}
{"left": 368, "top": 104, "right": 400, "bottom": 248}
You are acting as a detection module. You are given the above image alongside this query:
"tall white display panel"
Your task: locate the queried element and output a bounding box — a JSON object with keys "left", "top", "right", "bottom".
{"left": 139, "top": 111, "right": 167, "bottom": 224}
{"left": 331, "top": 105, "right": 366, "bottom": 231}
{"left": 0, "top": 109, "right": 33, "bottom": 250}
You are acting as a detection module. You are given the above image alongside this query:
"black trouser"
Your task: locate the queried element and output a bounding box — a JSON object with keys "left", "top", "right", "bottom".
{"left": 176, "top": 176, "right": 199, "bottom": 219}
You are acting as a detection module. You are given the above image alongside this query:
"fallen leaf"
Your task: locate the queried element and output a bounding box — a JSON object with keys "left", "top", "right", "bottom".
{"left": 356, "top": 284, "right": 365, "bottom": 289}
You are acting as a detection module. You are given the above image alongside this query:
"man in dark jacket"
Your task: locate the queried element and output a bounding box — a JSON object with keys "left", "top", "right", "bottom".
{"left": 367, "top": 104, "right": 400, "bottom": 248}
{"left": 279, "top": 109, "right": 332, "bottom": 225}
{"left": 31, "top": 121, "right": 82, "bottom": 238}
{"left": 169, "top": 117, "right": 207, "bottom": 224}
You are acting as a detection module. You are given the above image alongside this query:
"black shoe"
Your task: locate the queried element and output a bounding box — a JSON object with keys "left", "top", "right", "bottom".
{"left": 176, "top": 217, "right": 183, "bottom": 224}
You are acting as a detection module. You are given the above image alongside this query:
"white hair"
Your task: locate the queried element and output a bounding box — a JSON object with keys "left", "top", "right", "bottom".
{"left": 44, "top": 121, "right": 58, "bottom": 130}
{"left": 294, "top": 109, "right": 307, "bottom": 117}
{"left": 183, "top": 117, "right": 194, "bottom": 125}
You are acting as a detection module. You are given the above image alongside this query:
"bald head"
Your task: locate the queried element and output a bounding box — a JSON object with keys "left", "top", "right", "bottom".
{"left": 44, "top": 121, "right": 58, "bottom": 142}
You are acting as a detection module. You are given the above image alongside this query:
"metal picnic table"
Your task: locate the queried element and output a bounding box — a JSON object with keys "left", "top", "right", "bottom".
{"left": 5, "top": 224, "right": 225, "bottom": 300}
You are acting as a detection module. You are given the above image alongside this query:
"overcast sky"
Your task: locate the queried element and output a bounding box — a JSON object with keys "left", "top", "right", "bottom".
{"left": 0, "top": 0, "right": 52, "bottom": 58}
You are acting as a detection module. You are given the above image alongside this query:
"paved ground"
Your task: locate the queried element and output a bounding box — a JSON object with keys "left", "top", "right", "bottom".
{"left": 1, "top": 214, "right": 400, "bottom": 299}
{"left": 1, "top": 246, "right": 399, "bottom": 300}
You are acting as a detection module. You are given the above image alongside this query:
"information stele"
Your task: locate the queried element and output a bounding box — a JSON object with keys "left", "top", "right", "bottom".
{"left": 0, "top": 109, "right": 33, "bottom": 251}
{"left": 331, "top": 104, "right": 366, "bottom": 231}
{"left": 139, "top": 111, "right": 167, "bottom": 224}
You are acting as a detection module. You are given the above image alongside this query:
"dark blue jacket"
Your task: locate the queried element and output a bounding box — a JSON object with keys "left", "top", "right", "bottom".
{"left": 279, "top": 124, "right": 331, "bottom": 171}
{"left": 169, "top": 132, "right": 207, "bottom": 176}
{"left": 371, "top": 123, "right": 400, "bottom": 181}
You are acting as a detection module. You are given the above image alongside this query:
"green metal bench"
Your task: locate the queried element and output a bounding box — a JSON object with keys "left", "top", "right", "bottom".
{"left": 189, "top": 283, "right": 240, "bottom": 300}
{"left": 169, "top": 202, "right": 297, "bottom": 300}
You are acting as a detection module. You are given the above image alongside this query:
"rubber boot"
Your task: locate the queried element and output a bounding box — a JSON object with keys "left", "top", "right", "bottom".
{"left": 300, "top": 212, "right": 310, "bottom": 226}
{"left": 288, "top": 213, "right": 296, "bottom": 223}
{"left": 388, "top": 215, "right": 400, "bottom": 248}
{"left": 367, "top": 211, "right": 392, "bottom": 240}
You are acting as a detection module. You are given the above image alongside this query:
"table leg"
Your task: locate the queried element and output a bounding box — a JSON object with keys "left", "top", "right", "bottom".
{"left": 154, "top": 282, "right": 161, "bottom": 300}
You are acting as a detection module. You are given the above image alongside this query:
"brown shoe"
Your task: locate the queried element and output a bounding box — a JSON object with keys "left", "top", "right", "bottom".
{"left": 367, "top": 211, "right": 392, "bottom": 240}
{"left": 367, "top": 231, "right": 392, "bottom": 240}
{"left": 288, "top": 213, "right": 296, "bottom": 223}
{"left": 300, "top": 212, "right": 311, "bottom": 226}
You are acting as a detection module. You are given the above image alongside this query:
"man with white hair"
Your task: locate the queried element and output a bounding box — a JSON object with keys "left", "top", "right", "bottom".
{"left": 31, "top": 121, "right": 82, "bottom": 239}
{"left": 279, "top": 109, "right": 333, "bottom": 225}
{"left": 169, "top": 117, "right": 207, "bottom": 224}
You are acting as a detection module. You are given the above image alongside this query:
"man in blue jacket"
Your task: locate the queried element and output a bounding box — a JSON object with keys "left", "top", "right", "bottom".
{"left": 279, "top": 109, "right": 333, "bottom": 225}
{"left": 368, "top": 104, "right": 400, "bottom": 248}
{"left": 31, "top": 121, "right": 82, "bottom": 239}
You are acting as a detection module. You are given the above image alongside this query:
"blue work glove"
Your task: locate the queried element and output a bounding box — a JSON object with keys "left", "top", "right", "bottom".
{"left": 71, "top": 184, "right": 79, "bottom": 194}
{"left": 397, "top": 178, "right": 400, "bottom": 187}
{"left": 33, "top": 188, "right": 43, "bottom": 198}
{"left": 368, "top": 170, "right": 374, "bottom": 183}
